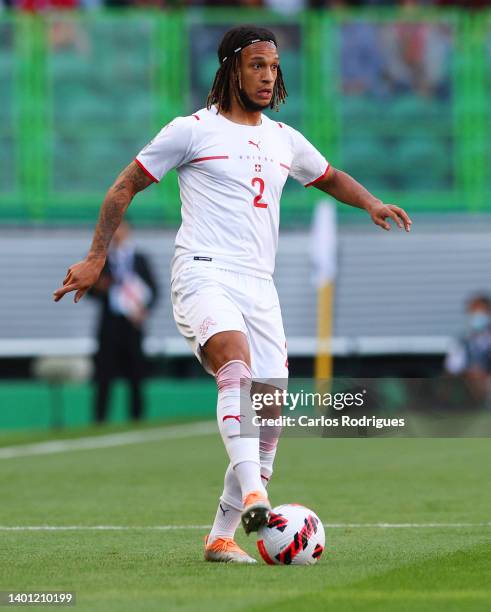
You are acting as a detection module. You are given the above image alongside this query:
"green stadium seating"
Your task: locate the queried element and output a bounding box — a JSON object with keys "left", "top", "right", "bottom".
{"left": 0, "top": 11, "right": 488, "bottom": 222}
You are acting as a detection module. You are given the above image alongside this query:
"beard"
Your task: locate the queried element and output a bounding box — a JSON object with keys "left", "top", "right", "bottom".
{"left": 238, "top": 88, "right": 271, "bottom": 112}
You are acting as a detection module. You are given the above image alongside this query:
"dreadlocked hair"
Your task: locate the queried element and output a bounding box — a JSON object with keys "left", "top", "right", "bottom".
{"left": 206, "top": 25, "right": 288, "bottom": 113}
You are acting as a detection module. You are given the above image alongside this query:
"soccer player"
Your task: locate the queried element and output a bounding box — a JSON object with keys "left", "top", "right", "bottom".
{"left": 54, "top": 25, "right": 411, "bottom": 564}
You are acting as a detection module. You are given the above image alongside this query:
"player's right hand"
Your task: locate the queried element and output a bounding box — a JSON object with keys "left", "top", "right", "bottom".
{"left": 53, "top": 257, "right": 105, "bottom": 303}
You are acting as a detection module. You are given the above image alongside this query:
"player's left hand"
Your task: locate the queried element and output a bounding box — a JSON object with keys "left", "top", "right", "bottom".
{"left": 53, "top": 256, "right": 105, "bottom": 303}
{"left": 366, "top": 200, "right": 412, "bottom": 232}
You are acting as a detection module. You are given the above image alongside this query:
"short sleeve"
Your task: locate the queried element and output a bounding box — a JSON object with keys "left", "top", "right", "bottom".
{"left": 135, "top": 116, "right": 194, "bottom": 183}
{"left": 287, "top": 126, "right": 330, "bottom": 188}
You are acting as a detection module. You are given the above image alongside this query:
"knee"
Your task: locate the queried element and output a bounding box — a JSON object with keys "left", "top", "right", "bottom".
{"left": 203, "top": 331, "right": 250, "bottom": 374}
{"left": 216, "top": 359, "right": 251, "bottom": 392}
{"left": 216, "top": 347, "right": 249, "bottom": 368}
{"left": 213, "top": 340, "right": 249, "bottom": 371}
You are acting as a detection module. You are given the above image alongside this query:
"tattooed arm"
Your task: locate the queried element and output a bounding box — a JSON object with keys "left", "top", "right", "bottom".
{"left": 53, "top": 161, "right": 154, "bottom": 303}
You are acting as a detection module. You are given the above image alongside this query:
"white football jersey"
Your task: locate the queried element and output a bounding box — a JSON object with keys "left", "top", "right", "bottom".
{"left": 135, "top": 106, "right": 329, "bottom": 279}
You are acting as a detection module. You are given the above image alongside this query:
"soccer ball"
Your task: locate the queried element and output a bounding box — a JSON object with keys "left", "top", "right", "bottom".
{"left": 257, "top": 504, "right": 325, "bottom": 565}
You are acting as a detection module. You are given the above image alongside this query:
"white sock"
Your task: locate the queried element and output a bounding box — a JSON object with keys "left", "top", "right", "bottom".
{"left": 216, "top": 360, "right": 263, "bottom": 498}
{"left": 208, "top": 419, "right": 278, "bottom": 543}
{"left": 260, "top": 448, "right": 276, "bottom": 485}
{"left": 259, "top": 416, "right": 281, "bottom": 484}
{"left": 234, "top": 460, "right": 266, "bottom": 499}
{"left": 208, "top": 500, "right": 241, "bottom": 543}
{"left": 208, "top": 464, "right": 242, "bottom": 543}
{"left": 208, "top": 454, "right": 271, "bottom": 544}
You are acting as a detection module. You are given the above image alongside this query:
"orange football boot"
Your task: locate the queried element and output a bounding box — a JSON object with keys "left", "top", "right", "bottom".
{"left": 241, "top": 491, "right": 271, "bottom": 535}
{"left": 204, "top": 535, "right": 256, "bottom": 564}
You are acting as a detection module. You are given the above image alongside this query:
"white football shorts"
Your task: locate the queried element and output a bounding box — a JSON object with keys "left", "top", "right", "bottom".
{"left": 171, "top": 263, "right": 289, "bottom": 380}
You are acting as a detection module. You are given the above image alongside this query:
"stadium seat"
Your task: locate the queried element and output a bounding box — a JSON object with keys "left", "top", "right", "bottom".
{"left": 398, "top": 139, "right": 450, "bottom": 189}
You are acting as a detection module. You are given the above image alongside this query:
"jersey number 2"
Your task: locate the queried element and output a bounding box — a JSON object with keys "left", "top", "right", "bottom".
{"left": 251, "top": 177, "right": 268, "bottom": 209}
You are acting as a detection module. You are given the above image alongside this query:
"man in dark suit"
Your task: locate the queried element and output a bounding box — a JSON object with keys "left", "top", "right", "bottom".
{"left": 90, "top": 221, "right": 158, "bottom": 423}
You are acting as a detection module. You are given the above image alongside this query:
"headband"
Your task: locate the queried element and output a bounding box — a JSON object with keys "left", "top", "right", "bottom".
{"left": 221, "top": 38, "right": 277, "bottom": 63}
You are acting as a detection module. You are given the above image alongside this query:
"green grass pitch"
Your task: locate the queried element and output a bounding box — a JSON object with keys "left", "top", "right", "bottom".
{"left": 1, "top": 422, "right": 490, "bottom": 611}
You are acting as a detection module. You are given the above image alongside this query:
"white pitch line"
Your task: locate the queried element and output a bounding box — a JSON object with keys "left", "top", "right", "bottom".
{"left": 1, "top": 523, "right": 490, "bottom": 532}
{"left": 324, "top": 522, "right": 491, "bottom": 528}
{"left": 0, "top": 421, "right": 217, "bottom": 460}
{"left": 0, "top": 525, "right": 211, "bottom": 532}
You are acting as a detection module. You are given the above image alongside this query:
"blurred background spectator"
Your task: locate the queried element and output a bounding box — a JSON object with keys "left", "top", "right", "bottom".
{"left": 381, "top": 19, "right": 451, "bottom": 99}
{"left": 311, "top": 0, "right": 491, "bottom": 8}
{"left": 445, "top": 294, "right": 491, "bottom": 406}
{"left": 341, "top": 20, "right": 385, "bottom": 97}
{"left": 265, "top": 0, "right": 307, "bottom": 13}
{"left": 4, "top": 0, "right": 491, "bottom": 9}
{"left": 321, "top": 0, "right": 453, "bottom": 100}
{"left": 89, "top": 221, "right": 158, "bottom": 424}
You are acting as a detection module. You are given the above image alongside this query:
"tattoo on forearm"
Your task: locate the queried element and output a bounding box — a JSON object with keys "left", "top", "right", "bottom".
{"left": 88, "top": 162, "right": 152, "bottom": 258}
{"left": 89, "top": 196, "right": 126, "bottom": 258}
{"left": 113, "top": 162, "right": 152, "bottom": 195}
